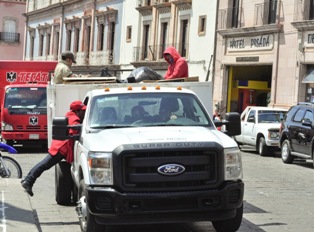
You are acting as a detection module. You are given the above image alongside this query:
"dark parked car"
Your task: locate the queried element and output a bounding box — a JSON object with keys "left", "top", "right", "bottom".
{"left": 279, "top": 102, "right": 314, "bottom": 168}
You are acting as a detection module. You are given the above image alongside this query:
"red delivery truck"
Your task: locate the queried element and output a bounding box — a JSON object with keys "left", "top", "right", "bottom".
{"left": 0, "top": 61, "right": 57, "bottom": 148}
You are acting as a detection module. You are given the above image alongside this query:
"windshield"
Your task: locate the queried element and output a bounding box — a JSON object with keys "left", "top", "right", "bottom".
{"left": 258, "top": 110, "right": 286, "bottom": 123}
{"left": 88, "top": 92, "right": 212, "bottom": 128}
{"left": 4, "top": 87, "right": 47, "bottom": 114}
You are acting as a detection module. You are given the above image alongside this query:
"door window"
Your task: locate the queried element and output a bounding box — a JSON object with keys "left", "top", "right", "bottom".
{"left": 293, "top": 108, "right": 306, "bottom": 122}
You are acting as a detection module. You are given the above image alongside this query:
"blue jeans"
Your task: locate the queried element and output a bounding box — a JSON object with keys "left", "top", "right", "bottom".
{"left": 25, "top": 152, "right": 65, "bottom": 186}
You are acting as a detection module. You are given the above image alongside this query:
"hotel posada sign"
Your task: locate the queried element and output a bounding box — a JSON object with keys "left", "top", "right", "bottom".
{"left": 227, "top": 34, "right": 274, "bottom": 52}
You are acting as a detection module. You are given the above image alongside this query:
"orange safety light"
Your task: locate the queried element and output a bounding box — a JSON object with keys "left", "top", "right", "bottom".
{"left": 127, "top": 86, "right": 133, "bottom": 90}
{"left": 104, "top": 87, "right": 110, "bottom": 92}
{"left": 155, "top": 86, "right": 161, "bottom": 90}
{"left": 177, "top": 86, "right": 182, "bottom": 90}
{"left": 141, "top": 86, "right": 147, "bottom": 90}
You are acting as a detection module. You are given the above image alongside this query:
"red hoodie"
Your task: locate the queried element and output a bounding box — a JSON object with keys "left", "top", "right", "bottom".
{"left": 48, "top": 110, "right": 81, "bottom": 163}
{"left": 163, "top": 47, "right": 189, "bottom": 79}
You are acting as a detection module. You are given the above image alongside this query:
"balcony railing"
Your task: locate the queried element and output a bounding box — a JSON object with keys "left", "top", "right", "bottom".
{"left": 133, "top": 43, "right": 189, "bottom": 62}
{"left": 217, "top": 7, "right": 241, "bottom": 30}
{"left": 0, "top": 32, "right": 20, "bottom": 42}
{"left": 254, "top": 1, "right": 281, "bottom": 26}
{"left": 293, "top": 0, "right": 312, "bottom": 21}
{"left": 90, "top": 50, "right": 114, "bottom": 65}
{"left": 218, "top": 1, "right": 281, "bottom": 30}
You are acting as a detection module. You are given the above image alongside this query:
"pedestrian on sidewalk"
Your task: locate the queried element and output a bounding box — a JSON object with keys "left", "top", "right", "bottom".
{"left": 21, "top": 100, "right": 86, "bottom": 196}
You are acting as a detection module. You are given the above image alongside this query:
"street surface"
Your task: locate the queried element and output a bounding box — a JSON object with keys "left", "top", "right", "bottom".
{"left": 0, "top": 146, "right": 314, "bottom": 232}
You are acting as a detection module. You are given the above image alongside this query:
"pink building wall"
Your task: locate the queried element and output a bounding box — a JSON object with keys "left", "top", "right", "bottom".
{"left": 0, "top": 0, "right": 26, "bottom": 60}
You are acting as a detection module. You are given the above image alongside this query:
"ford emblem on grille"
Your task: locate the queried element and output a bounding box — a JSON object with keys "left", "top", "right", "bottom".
{"left": 157, "top": 164, "right": 185, "bottom": 176}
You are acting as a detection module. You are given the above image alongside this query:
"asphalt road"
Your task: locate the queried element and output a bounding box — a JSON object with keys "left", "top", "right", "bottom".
{"left": 0, "top": 146, "right": 314, "bottom": 232}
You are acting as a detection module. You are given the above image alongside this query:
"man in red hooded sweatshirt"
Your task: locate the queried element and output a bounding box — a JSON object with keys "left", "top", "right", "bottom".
{"left": 21, "top": 100, "right": 86, "bottom": 197}
{"left": 163, "top": 46, "right": 189, "bottom": 80}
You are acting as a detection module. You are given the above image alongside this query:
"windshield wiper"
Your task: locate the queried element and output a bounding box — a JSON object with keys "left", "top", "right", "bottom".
{"left": 90, "top": 125, "right": 125, "bottom": 129}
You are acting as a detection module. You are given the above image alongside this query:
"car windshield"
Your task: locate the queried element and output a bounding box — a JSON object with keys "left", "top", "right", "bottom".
{"left": 258, "top": 110, "right": 286, "bottom": 123}
{"left": 88, "top": 92, "right": 212, "bottom": 128}
{"left": 4, "top": 87, "right": 47, "bottom": 114}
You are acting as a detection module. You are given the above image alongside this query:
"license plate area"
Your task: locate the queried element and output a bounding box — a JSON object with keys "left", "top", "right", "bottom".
{"left": 29, "top": 134, "right": 39, "bottom": 139}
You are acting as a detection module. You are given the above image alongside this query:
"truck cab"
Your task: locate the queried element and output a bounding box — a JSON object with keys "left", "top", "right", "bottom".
{"left": 52, "top": 84, "right": 244, "bottom": 232}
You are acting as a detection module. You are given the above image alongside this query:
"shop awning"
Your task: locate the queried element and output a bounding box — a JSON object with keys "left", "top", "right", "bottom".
{"left": 302, "top": 70, "right": 314, "bottom": 83}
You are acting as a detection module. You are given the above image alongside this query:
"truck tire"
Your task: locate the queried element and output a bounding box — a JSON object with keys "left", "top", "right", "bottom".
{"left": 55, "top": 162, "right": 72, "bottom": 205}
{"left": 212, "top": 204, "right": 243, "bottom": 232}
{"left": 281, "top": 140, "right": 294, "bottom": 164}
{"left": 257, "top": 137, "right": 268, "bottom": 156}
{"left": 78, "top": 180, "right": 106, "bottom": 232}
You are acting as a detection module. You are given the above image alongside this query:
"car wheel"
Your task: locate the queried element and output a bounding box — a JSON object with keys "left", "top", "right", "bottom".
{"left": 212, "top": 204, "right": 243, "bottom": 232}
{"left": 55, "top": 161, "right": 73, "bottom": 205}
{"left": 258, "top": 137, "right": 268, "bottom": 156}
{"left": 78, "top": 180, "right": 106, "bottom": 232}
{"left": 281, "top": 140, "right": 294, "bottom": 164}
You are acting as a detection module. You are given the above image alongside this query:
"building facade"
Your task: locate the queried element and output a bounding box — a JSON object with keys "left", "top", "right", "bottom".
{"left": 214, "top": 0, "right": 314, "bottom": 114}
{"left": 23, "top": 0, "right": 217, "bottom": 81}
{"left": 0, "top": 0, "right": 26, "bottom": 60}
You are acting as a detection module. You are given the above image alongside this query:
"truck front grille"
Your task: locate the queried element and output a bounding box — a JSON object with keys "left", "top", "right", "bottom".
{"left": 122, "top": 150, "right": 218, "bottom": 192}
{"left": 16, "top": 125, "right": 43, "bottom": 130}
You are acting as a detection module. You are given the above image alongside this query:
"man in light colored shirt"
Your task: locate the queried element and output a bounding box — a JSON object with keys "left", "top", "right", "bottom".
{"left": 53, "top": 51, "right": 76, "bottom": 84}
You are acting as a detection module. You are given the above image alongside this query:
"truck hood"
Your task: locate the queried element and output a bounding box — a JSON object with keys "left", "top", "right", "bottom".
{"left": 250, "top": 122, "right": 281, "bottom": 130}
{"left": 83, "top": 127, "right": 238, "bottom": 152}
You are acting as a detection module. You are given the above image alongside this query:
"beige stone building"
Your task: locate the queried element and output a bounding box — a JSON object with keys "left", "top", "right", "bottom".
{"left": 213, "top": 0, "right": 314, "bottom": 114}
{"left": 23, "top": 0, "right": 216, "bottom": 81}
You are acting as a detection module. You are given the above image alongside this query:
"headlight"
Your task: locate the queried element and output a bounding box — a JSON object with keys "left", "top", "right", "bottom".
{"left": 1, "top": 122, "right": 13, "bottom": 131}
{"left": 269, "top": 131, "right": 279, "bottom": 139}
{"left": 224, "top": 148, "right": 242, "bottom": 180}
{"left": 88, "top": 152, "right": 113, "bottom": 185}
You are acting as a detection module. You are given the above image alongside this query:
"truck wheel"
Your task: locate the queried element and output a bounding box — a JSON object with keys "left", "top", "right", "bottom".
{"left": 55, "top": 161, "right": 72, "bottom": 205}
{"left": 212, "top": 204, "right": 243, "bottom": 232}
{"left": 78, "top": 180, "right": 105, "bottom": 232}
{"left": 281, "top": 140, "right": 294, "bottom": 164}
{"left": 257, "top": 137, "right": 268, "bottom": 156}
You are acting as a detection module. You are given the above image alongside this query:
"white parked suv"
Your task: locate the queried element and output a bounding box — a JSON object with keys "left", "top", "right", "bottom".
{"left": 234, "top": 106, "right": 287, "bottom": 156}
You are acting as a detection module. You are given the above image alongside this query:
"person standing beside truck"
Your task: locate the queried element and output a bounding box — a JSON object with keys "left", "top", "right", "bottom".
{"left": 21, "top": 100, "right": 86, "bottom": 197}
{"left": 163, "top": 46, "right": 189, "bottom": 80}
{"left": 53, "top": 51, "right": 77, "bottom": 84}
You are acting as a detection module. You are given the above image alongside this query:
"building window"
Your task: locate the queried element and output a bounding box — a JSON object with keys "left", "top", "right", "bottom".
{"left": 310, "top": 0, "right": 314, "bottom": 20}
{"left": 28, "top": 29, "right": 35, "bottom": 60}
{"left": 159, "top": 22, "right": 168, "bottom": 59}
{"left": 39, "top": 33, "right": 44, "bottom": 56}
{"left": 83, "top": 25, "right": 91, "bottom": 56}
{"left": 74, "top": 28, "right": 80, "bottom": 53}
{"left": 97, "top": 23, "right": 105, "bottom": 51}
{"left": 1, "top": 18, "right": 19, "bottom": 42}
{"left": 231, "top": 0, "right": 239, "bottom": 28}
{"left": 268, "top": 0, "right": 278, "bottom": 24}
{"left": 143, "top": 24, "right": 150, "bottom": 60}
{"left": 179, "top": 19, "right": 189, "bottom": 57}
{"left": 126, "top": 26, "right": 132, "bottom": 42}
{"left": 46, "top": 32, "right": 51, "bottom": 56}
{"left": 66, "top": 29, "right": 72, "bottom": 51}
{"left": 198, "top": 16, "right": 206, "bottom": 35}
{"left": 108, "top": 21, "right": 115, "bottom": 63}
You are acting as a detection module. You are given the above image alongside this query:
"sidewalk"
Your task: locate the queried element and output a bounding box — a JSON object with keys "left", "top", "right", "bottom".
{"left": 0, "top": 152, "right": 79, "bottom": 232}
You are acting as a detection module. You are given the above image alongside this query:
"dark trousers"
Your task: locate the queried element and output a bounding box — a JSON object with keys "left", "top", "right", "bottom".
{"left": 25, "top": 152, "right": 64, "bottom": 186}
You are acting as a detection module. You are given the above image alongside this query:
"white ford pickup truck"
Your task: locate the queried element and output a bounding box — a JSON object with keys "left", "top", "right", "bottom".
{"left": 49, "top": 81, "right": 244, "bottom": 232}
{"left": 234, "top": 106, "right": 287, "bottom": 156}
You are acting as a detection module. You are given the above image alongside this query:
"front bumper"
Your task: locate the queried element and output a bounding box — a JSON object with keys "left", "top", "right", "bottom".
{"left": 265, "top": 138, "right": 280, "bottom": 147}
{"left": 86, "top": 181, "right": 244, "bottom": 225}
